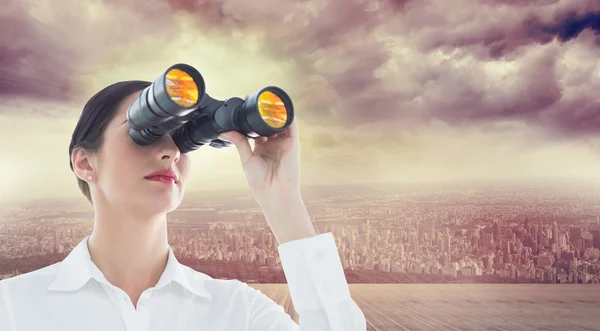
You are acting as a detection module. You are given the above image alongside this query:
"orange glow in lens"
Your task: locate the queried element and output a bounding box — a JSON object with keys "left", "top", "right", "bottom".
{"left": 165, "top": 69, "right": 198, "bottom": 107}
{"left": 257, "top": 91, "right": 287, "bottom": 128}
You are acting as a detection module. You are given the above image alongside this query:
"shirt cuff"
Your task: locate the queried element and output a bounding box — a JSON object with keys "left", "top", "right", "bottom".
{"left": 277, "top": 232, "right": 351, "bottom": 311}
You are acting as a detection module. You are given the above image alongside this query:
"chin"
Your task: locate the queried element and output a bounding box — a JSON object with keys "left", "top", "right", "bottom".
{"left": 154, "top": 197, "right": 182, "bottom": 214}
{"left": 137, "top": 193, "right": 182, "bottom": 215}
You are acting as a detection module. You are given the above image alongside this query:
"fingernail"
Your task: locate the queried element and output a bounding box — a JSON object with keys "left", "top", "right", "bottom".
{"left": 218, "top": 134, "right": 229, "bottom": 141}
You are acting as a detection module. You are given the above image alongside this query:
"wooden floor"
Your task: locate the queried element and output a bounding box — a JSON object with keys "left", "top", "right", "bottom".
{"left": 249, "top": 284, "right": 600, "bottom": 331}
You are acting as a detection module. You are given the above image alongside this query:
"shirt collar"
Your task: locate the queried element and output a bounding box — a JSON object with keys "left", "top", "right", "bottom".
{"left": 47, "top": 236, "right": 212, "bottom": 300}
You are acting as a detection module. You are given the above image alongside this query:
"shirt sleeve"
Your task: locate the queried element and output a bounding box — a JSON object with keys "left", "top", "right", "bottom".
{"left": 246, "top": 232, "right": 367, "bottom": 331}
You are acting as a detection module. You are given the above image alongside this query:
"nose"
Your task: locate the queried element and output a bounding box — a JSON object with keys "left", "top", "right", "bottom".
{"left": 156, "top": 134, "right": 181, "bottom": 163}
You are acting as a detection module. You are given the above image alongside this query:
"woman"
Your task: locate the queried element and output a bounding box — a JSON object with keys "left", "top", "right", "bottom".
{"left": 0, "top": 81, "right": 366, "bottom": 330}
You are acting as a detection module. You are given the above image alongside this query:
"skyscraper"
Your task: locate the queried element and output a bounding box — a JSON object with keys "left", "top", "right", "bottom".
{"left": 569, "top": 227, "right": 582, "bottom": 241}
{"left": 493, "top": 220, "right": 499, "bottom": 242}
{"left": 503, "top": 241, "right": 511, "bottom": 264}
{"left": 593, "top": 230, "right": 600, "bottom": 249}
{"left": 415, "top": 220, "right": 420, "bottom": 252}
{"left": 400, "top": 243, "right": 405, "bottom": 259}
{"left": 553, "top": 221, "right": 559, "bottom": 249}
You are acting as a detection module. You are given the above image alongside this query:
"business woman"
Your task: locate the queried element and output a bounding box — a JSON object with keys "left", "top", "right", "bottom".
{"left": 0, "top": 81, "right": 367, "bottom": 330}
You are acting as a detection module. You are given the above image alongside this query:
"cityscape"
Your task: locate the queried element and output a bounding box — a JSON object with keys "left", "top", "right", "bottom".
{"left": 1, "top": 180, "right": 599, "bottom": 285}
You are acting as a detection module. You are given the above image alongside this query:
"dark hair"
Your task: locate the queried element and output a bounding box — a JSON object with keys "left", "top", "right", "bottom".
{"left": 69, "top": 80, "right": 151, "bottom": 204}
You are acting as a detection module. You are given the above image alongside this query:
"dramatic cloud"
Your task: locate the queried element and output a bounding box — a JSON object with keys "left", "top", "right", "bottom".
{"left": 1, "top": 0, "right": 599, "bottom": 139}
{"left": 2, "top": 0, "right": 600, "bottom": 204}
{"left": 0, "top": 0, "right": 190, "bottom": 102}
{"left": 0, "top": 0, "right": 80, "bottom": 101}
{"left": 543, "top": 10, "right": 600, "bottom": 42}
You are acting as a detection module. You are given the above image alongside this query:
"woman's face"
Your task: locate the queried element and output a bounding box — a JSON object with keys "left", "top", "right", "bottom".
{"left": 91, "top": 91, "right": 191, "bottom": 214}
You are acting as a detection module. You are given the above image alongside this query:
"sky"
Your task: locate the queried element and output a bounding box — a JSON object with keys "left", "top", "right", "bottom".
{"left": 1, "top": 0, "right": 600, "bottom": 204}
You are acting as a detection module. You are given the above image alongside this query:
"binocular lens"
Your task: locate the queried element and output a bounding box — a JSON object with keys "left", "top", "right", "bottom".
{"left": 165, "top": 68, "right": 199, "bottom": 107}
{"left": 257, "top": 91, "right": 288, "bottom": 129}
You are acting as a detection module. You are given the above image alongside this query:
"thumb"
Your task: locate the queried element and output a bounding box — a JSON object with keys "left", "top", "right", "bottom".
{"left": 219, "top": 131, "right": 253, "bottom": 164}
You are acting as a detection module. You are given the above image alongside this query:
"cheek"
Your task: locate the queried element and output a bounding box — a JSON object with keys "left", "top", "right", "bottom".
{"left": 98, "top": 140, "right": 141, "bottom": 183}
{"left": 179, "top": 154, "right": 192, "bottom": 182}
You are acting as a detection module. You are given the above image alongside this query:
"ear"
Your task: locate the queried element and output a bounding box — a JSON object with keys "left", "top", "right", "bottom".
{"left": 71, "top": 147, "right": 96, "bottom": 181}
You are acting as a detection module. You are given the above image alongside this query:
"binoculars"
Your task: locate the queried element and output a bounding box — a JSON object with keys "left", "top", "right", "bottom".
{"left": 126, "top": 63, "right": 294, "bottom": 153}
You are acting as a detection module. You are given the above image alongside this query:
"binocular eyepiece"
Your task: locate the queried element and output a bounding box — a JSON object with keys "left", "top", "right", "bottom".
{"left": 126, "top": 63, "right": 294, "bottom": 153}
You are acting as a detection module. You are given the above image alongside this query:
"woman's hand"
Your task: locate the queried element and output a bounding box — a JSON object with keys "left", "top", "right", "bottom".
{"left": 218, "top": 117, "right": 300, "bottom": 201}
{"left": 218, "top": 108, "right": 315, "bottom": 244}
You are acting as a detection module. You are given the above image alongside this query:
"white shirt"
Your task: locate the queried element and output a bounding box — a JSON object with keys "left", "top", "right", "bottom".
{"left": 0, "top": 232, "right": 366, "bottom": 331}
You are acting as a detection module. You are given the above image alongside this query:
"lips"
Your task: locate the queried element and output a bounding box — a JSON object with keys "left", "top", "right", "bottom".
{"left": 145, "top": 176, "right": 176, "bottom": 184}
{"left": 144, "top": 169, "right": 178, "bottom": 184}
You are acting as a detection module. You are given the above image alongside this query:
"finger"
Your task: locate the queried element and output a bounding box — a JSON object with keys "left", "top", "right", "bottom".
{"left": 219, "top": 132, "right": 253, "bottom": 165}
{"left": 287, "top": 119, "right": 299, "bottom": 141}
{"left": 254, "top": 136, "right": 268, "bottom": 145}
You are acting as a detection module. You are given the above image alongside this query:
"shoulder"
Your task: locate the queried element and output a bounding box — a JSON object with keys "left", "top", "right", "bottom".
{"left": 0, "top": 262, "right": 62, "bottom": 295}
{"left": 178, "top": 264, "right": 265, "bottom": 304}
{"left": 179, "top": 263, "right": 245, "bottom": 291}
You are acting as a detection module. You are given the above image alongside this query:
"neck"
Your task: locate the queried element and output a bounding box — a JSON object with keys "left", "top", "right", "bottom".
{"left": 87, "top": 202, "right": 169, "bottom": 300}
